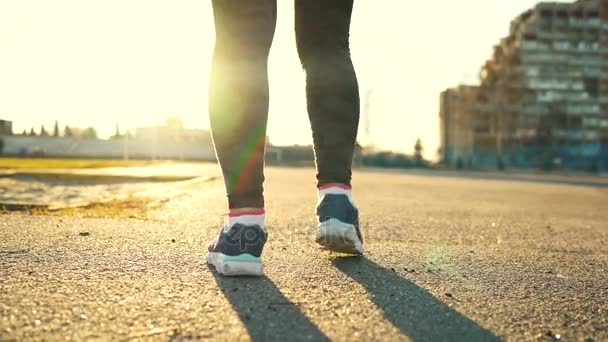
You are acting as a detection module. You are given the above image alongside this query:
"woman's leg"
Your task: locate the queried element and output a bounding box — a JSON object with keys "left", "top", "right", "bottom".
{"left": 209, "top": 0, "right": 277, "bottom": 209}
{"left": 294, "top": 0, "right": 359, "bottom": 188}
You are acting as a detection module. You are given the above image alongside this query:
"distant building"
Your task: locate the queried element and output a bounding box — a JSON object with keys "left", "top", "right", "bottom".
{"left": 136, "top": 117, "right": 212, "bottom": 144}
{"left": 441, "top": 0, "right": 608, "bottom": 170}
{"left": 1, "top": 117, "right": 215, "bottom": 160}
{"left": 439, "top": 86, "right": 481, "bottom": 167}
{"left": 0, "top": 120, "right": 13, "bottom": 135}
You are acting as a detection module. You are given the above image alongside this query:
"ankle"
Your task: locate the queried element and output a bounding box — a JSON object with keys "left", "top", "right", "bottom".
{"left": 226, "top": 208, "right": 266, "bottom": 230}
{"left": 228, "top": 207, "right": 265, "bottom": 216}
{"left": 318, "top": 183, "right": 351, "bottom": 191}
{"left": 318, "top": 183, "right": 352, "bottom": 197}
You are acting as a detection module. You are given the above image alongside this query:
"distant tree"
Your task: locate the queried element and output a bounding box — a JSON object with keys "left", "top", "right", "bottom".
{"left": 64, "top": 125, "right": 73, "bottom": 137}
{"left": 497, "top": 156, "right": 506, "bottom": 171}
{"left": 112, "top": 124, "right": 122, "bottom": 139}
{"left": 0, "top": 137, "right": 4, "bottom": 155}
{"left": 53, "top": 120, "right": 60, "bottom": 137}
{"left": 414, "top": 138, "right": 424, "bottom": 166}
{"left": 360, "top": 151, "right": 416, "bottom": 168}
{"left": 81, "top": 127, "right": 98, "bottom": 139}
{"left": 29, "top": 127, "right": 36, "bottom": 136}
{"left": 22, "top": 129, "right": 27, "bottom": 136}
{"left": 40, "top": 125, "right": 48, "bottom": 136}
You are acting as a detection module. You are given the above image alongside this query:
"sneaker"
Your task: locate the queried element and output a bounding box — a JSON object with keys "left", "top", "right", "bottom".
{"left": 207, "top": 210, "right": 267, "bottom": 276}
{"left": 315, "top": 185, "right": 363, "bottom": 255}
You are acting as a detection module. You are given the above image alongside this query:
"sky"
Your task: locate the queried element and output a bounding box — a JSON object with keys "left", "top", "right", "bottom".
{"left": 0, "top": 0, "right": 570, "bottom": 159}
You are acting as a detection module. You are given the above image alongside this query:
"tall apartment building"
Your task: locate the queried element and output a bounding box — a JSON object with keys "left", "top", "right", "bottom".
{"left": 440, "top": 86, "right": 480, "bottom": 167}
{"left": 440, "top": 0, "right": 608, "bottom": 170}
{"left": 0, "top": 120, "right": 13, "bottom": 136}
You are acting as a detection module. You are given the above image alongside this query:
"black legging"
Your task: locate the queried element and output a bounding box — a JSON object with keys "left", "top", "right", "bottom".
{"left": 209, "top": 0, "right": 359, "bottom": 209}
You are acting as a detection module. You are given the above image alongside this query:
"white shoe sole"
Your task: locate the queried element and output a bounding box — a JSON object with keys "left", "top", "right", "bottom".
{"left": 207, "top": 252, "right": 264, "bottom": 276}
{"left": 316, "top": 218, "right": 363, "bottom": 255}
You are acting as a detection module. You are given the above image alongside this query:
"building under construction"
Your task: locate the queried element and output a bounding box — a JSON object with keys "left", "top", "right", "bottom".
{"left": 440, "top": 0, "right": 608, "bottom": 170}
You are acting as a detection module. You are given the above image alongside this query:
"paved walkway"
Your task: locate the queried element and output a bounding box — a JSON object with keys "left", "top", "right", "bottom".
{"left": 1, "top": 167, "right": 607, "bottom": 340}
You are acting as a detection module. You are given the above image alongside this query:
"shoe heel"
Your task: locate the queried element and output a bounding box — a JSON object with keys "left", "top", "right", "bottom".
{"left": 207, "top": 253, "right": 264, "bottom": 276}
{"left": 316, "top": 218, "right": 363, "bottom": 255}
{"left": 219, "top": 260, "right": 263, "bottom": 276}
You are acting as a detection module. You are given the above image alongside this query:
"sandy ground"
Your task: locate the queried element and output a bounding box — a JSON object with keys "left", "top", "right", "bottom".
{"left": 1, "top": 167, "right": 607, "bottom": 341}
{"left": 0, "top": 176, "right": 176, "bottom": 208}
{"left": 0, "top": 163, "right": 219, "bottom": 208}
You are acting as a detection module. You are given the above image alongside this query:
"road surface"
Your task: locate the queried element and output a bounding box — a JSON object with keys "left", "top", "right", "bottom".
{"left": 1, "top": 167, "right": 607, "bottom": 341}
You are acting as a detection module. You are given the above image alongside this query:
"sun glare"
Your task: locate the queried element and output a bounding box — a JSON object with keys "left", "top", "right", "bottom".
{"left": 0, "top": 0, "right": 569, "bottom": 158}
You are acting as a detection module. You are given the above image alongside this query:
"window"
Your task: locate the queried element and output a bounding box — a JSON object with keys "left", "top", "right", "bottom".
{"left": 583, "top": 77, "right": 599, "bottom": 98}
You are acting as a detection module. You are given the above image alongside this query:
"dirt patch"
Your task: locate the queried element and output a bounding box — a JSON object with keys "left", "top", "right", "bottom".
{"left": 25, "top": 197, "right": 154, "bottom": 220}
{"left": 0, "top": 158, "right": 161, "bottom": 170}
{"left": 0, "top": 162, "right": 219, "bottom": 219}
{"left": 0, "top": 175, "right": 185, "bottom": 209}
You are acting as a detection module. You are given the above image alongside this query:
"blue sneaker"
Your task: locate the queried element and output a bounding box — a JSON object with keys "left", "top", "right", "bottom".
{"left": 315, "top": 185, "right": 363, "bottom": 255}
{"left": 207, "top": 210, "right": 267, "bottom": 276}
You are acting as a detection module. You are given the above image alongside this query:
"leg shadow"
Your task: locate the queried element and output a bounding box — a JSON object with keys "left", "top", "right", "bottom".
{"left": 211, "top": 269, "right": 329, "bottom": 342}
{"left": 333, "top": 257, "right": 499, "bottom": 342}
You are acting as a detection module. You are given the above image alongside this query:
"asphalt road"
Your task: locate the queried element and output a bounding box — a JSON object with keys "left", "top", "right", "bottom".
{"left": 1, "top": 167, "right": 607, "bottom": 341}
